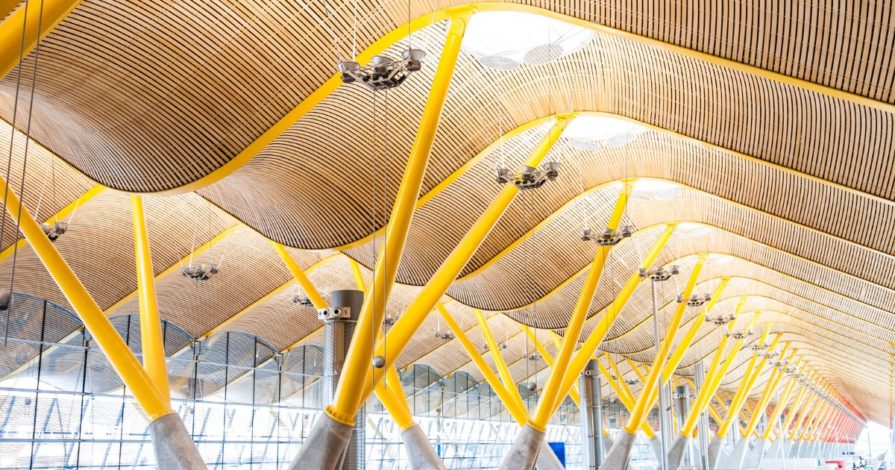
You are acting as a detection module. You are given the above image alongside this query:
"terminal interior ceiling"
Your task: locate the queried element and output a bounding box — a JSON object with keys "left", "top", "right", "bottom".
{"left": 0, "top": 0, "right": 892, "bottom": 469}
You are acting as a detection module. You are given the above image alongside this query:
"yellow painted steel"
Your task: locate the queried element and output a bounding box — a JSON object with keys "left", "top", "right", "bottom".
{"left": 531, "top": 185, "right": 632, "bottom": 428}
{"left": 475, "top": 309, "right": 526, "bottom": 411}
{"left": 789, "top": 392, "right": 822, "bottom": 440}
{"left": 0, "top": 176, "right": 171, "bottom": 419}
{"left": 716, "top": 331, "right": 781, "bottom": 438}
{"left": 601, "top": 356, "right": 656, "bottom": 438}
{"left": 0, "top": 0, "right": 20, "bottom": 18}
{"left": 131, "top": 196, "right": 171, "bottom": 406}
{"left": 553, "top": 224, "right": 677, "bottom": 411}
{"left": 624, "top": 256, "right": 707, "bottom": 433}
{"left": 0, "top": 185, "right": 106, "bottom": 264}
{"left": 522, "top": 326, "right": 580, "bottom": 405}
{"left": 349, "top": 258, "right": 366, "bottom": 292}
{"left": 707, "top": 402, "right": 724, "bottom": 427}
{"left": 0, "top": 0, "right": 85, "bottom": 79}
{"left": 681, "top": 301, "right": 754, "bottom": 437}
{"left": 761, "top": 360, "right": 806, "bottom": 439}
{"left": 779, "top": 376, "right": 812, "bottom": 438}
{"left": 269, "top": 241, "right": 327, "bottom": 308}
{"left": 329, "top": 15, "right": 469, "bottom": 424}
{"left": 439, "top": 305, "right": 530, "bottom": 425}
{"left": 375, "top": 362, "right": 416, "bottom": 430}
{"left": 741, "top": 346, "right": 795, "bottom": 438}
{"left": 625, "top": 358, "right": 647, "bottom": 384}
{"left": 361, "top": 115, "right": 572, "bottom": 406}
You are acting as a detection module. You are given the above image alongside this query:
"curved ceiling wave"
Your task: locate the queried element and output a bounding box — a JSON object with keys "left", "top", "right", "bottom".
{"left": 437, "top": 185, "right": 895, "bottom": 312}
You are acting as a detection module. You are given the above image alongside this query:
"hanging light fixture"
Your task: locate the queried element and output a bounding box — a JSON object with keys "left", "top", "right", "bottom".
{"left": 495, "top": 160, "right": 561, "bottom": 190}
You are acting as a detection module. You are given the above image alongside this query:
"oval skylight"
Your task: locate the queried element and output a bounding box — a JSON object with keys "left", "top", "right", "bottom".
{"left": 462, "top": 11, "right": 594, "bottom": 70}
{"left": 561, "top": 115, "right": 647, "bottom": 149}
{"left": 630, "top": 179, "right": 682, "bottom": 201}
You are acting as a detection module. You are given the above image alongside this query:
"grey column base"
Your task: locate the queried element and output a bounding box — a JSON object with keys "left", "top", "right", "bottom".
{"left": 649, "top": 435, "right": 664, "bottom": 467}
{"left": 788, "top": 441, "right": 801, "bottom": 458}
{"left": 764, "top": 439, "right": 780, "bottom": 459}
{"left": 600, "top": 430, "right": 637, "bottom": 470}
{"left": 666, "top": 435, "right": 691, "bottom": 470}
{"left": 603, "top": 432, "right": 614, "bottom": 453}
{"left": 743, "top": 438, "right": 766, "bottom": 469}
{"left": 287, "top": 412, "right": 354, "bottom": 470}
{"left": 707, "top": 438, "right": 724, "bottom": 470}
{"left": 498, "top": 423, "right": 545, "bottom": 470}
{"left": 716, "top": 438, "right": 749, "bottom": 470}
{"left": 401, "top": 424, "right": 445, "bottom": 470}
{"left": 149, "top": 413, "right": 207, "bottom": 470}
{"left": 536, "top": 441, "right": 564, "bottom": 470}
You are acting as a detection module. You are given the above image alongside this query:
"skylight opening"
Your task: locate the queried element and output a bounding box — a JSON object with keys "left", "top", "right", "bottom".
{"left": 462, "top": 11, "right": 594, "bottom": 71}
{"left": 630, "top": 179, "right": 682, "bottom": 200}
{"left": 561, "top": 115, "right": 647, "bottom": 149}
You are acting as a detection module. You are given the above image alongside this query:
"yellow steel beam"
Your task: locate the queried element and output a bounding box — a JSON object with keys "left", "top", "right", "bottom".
{"left": 625, "top": 256, "right": 707, "bottom": 433}
{"left": 789, "top": 391, "right": 823, "bottom": 440}
{"left": 681, "top": 300, "right": 753, "bottom": 437}
{"left": 741, "top": 346, "right": 795, "bottom": 438}
{"left": 349, "top": 258, "right": 366, "bottom": 292}
{"left": 531, "top": 184, "right": 632, "bottom": 429}
{"left": 602, "top": 355, "right": 656, "bottom": 438}
{"left": 0, "top": 175, "right": 170, "bottom": 419}
{"left": 761, "top": 359, "right": 806, "bottom": 439}
{"left": 0, "top": 0, "right": 85, "bottom": 79}
{"left": 329, "top": 13, "right": 470, "bottom": 425}
{"left": 438, "top": 304, "right": 529, "bottom": 425}
{"left": 0, "top": 184, "right": 105, "bottom": 264}
{"left": 716, "top": 330, "right": 780, "bottom": 438}
{"left": 625, "top": 358, "right": 647, "bottom": 384}
{"left": 522, "top": 326, "right": 580, "bottom": 405}
{"left": 131, "top": 196, "right": 171, "bottom": 406}
{"left": 269, "top": 241, "right": 326, "bottom": 308}
{"left": 475, "top": 308, "right": 526, "bottom": 412}
{"left": 779, "top": 374, "right": 812, "bottom": 438}
{"left": 552, "top": 224, "right": 677, "bottom": 412}
{"left": 361, "top": 115, "right": 572, "bottom": 406}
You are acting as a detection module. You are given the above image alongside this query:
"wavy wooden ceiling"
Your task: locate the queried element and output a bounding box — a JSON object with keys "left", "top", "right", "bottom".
{"left": 0, "top": 0, "right": 891, "bottom": 423}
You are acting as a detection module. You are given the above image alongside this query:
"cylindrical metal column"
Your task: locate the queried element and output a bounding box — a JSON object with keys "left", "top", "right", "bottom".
{"left": 694, "top": 361, "right": 711, "bottom": 470}
{"left": 674, "top": 385, "right": 692, "bottom": 468}
{"left": 323, "top": 290, "right": 366, "bottom": 470}
{"left": 580, "top": 360, "right": 605, "bottom": 469}
{"left": 652, "top": 280, "right": 670, "bottom": 470}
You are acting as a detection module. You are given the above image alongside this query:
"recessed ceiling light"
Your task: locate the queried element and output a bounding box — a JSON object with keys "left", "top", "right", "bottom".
{"left": 462, "top": 11, "right": 594, "bottom": 70}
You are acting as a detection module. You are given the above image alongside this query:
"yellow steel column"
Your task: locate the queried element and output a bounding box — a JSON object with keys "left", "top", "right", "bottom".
{"left": 789, "top": 392, "right": 822, "bottom": 440}
{"left": 779, "top": 375, "right": 812, "bottom": 438}
{"left": 553, "top": 224, "right": 677, "bottom": 409}
{"left": 375, "top": 364, "right": 416, "bottom": 430}
{"left": 534, "top": 185, "right": 634, "bottom": 425}
{"left": 131, "top": 196, "right": 171, "bottom": 406}
{"left": 331, "top": 13, "right": 470, "bottom": 423}
{"left": 623, "top": 257, "right": 706, "bottom": 433}
{"left": 741, "top": 347, "right": 795, "bottom": 438}
{"left": 0, "top": 177, "right": 170, "bottom": 419}
{"left": 476, "top": 308, "right": 526, "bottom": 411}
{"left": 603, "top": 355, "right": 657, "bottom": 438}
{"left": 0, "top": 0, "right": 85, "bottom": 79}
{"left": 270, "top": 241, "right": 327, "bottom": 309}
{"left": 349, "top": 259, "right": 366, "bottom": 291}
{"left": 523, "top": 326, "right": 580, "bottom": 405}
{"left": 761, "top": 360, "right": 806, "bottom": 440}
{"left": 681, "top": 304, "right": 753, "bottom": 437}
{"left": 716, "top": 332, "right": 780, "bottom": 439}
{"left": 363, "top": 114, "right": 573, "bottom": 404}
{"left": 439, "top": 305, "right": 530, "bottom": 425}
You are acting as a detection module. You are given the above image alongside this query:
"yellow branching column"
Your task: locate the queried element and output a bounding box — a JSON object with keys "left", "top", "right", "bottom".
{"left": 0, "top": 178, "right": 206, "bottom": 468}
{"left": 289, "top": 11, "right": 470, "bottom": 470}
{"left": 498, "top": 185, "right": 636, "bottom": 470}
{"left": 601, "top": 257, "right": 708, "bottom": 470}
{"left": 0, "top": 0, "right": 85, "bottom": 79}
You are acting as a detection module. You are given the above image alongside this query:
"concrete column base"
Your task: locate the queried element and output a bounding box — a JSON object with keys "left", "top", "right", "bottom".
{"left": 148, "top": 413, "right": 207, "bottom": 470}
{"left": 603, "top": 432, "right": 614, "bottom": 453}
{"left": 764, "top": 439, "right": 780, "bottom": 459}
{"left": 401, "top": 424, "right": 445, "bottom": 470}
{"left": 743, "top": 438, "right": 766, "bottom": 469}
{"left": 716, "top": 438, "right": 749, "bottom": 470}
{"left": 707, "top": 438, "right": 724, "bottom": 470}
{"left": 649, "top": 435, "right": 664, "bottom": 467}
{"left": 600, "top": 430, "right": 636, "bottom": 470}
{"left": 498, "top": 423, "right": 545, "bottom": 470}
{"left": 536, "top": 441, "right": 564, "bottom": 470}
{"left": 666, "top": 435, "right": 691, "bottom": 470}
{"left": 287, "top": 412, "right": 354, "bottom": 470}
